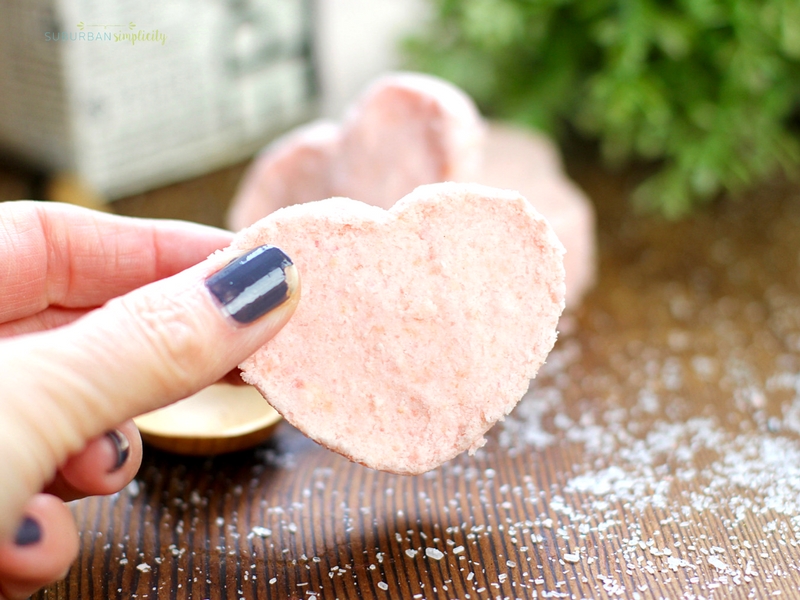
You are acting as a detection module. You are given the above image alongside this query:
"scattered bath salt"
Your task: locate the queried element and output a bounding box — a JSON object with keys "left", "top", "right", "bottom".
{"left": 667, "top": 556, "right": 695, "bottom": 571}
{"left": 708, "top": 556, "right": 728, "bottom": 571}
{"left": 269, "top": 577, "right": 277, "bottom": 585}
{"left": 405, "top": 549, "right": 418, "bottom": 559}
{"left": 425, "top": 547, "right": 444, "bottom": 560}
{"left": 377, "top": 581, "right": 389, "bottom": 591}
{"left": 479, "top": 258, "right": 800, "bottom": 594}
{"left": 136, "top": 563, "right": 151, "bottom": 573}
{"left": 453, "top": 545, "right": 465, "bottom": 554}
{"left": 287, "top": 523, "right": 298, "bottom": 534}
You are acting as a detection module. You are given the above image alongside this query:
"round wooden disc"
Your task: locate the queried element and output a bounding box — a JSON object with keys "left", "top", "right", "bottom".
{"left": 134, "top": 384, "right": 281, "bottom": 456}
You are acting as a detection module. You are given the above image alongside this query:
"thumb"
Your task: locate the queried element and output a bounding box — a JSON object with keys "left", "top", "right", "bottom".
{"left": 0, "top": 244, "right": 299, "bottom": 537}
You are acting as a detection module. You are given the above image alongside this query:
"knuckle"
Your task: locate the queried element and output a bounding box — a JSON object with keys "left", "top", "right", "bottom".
{"left": 109, "top": 291, "right": 208, "bottom": 392}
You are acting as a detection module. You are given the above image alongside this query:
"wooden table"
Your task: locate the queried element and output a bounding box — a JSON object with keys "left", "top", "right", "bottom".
{"left": 10, "top": 150, "right": 800, "bottom": 599}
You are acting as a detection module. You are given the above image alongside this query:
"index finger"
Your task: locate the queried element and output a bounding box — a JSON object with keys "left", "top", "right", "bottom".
{"left": 0, "top": 201, "right": 234, "bottom": 324}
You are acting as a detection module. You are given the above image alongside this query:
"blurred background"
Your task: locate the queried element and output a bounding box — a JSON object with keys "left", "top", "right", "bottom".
{"left": 2, "top": 0, "right": 799, "bottom": 221}
{"left": 0, "top": 0, "right": 428, "bottom": 221}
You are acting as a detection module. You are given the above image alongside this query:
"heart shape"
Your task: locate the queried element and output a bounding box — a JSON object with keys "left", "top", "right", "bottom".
{"left": 222, "top": 182, "right": 565, "bottom": 474}
{"left": 227, "top": 73, "right": 596, "bottom": 308}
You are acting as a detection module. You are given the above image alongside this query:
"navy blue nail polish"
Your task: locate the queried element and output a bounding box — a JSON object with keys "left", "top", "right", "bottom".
{"left": 106, "top": 429, "right": 130, "bottom": 473}
{"left": 14, "top": 516, "right": 41, "bottom": 546}
{"left": 206, "top": 245, "right": 294, "bottom": 324}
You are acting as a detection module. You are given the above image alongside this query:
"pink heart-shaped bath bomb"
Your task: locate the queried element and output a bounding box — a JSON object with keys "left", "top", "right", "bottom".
{"left": 227, "top": 74, "right": 596, "bottom": 309}
{"left": 223, "top": 182, "right": 565, "bottom": 474}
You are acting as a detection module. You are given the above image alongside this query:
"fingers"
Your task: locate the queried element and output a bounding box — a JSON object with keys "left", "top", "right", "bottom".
{"left": 44, "top": 422, "right": 142, "bottom": 502}
{"left": 0, "top": 306, "right": 90, "bottom": 339}
{"left": 0, "top": 200, "right": 234, "bottom": 324}
{"left": 0, "top": 494, "right": 79, "bottom": 600}
{"left": 0, "top": 244, "right": 299, "bottom": 540}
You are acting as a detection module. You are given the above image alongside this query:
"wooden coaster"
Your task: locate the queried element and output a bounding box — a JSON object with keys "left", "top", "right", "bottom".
{"left": 134, "top": 384, "right": 281, "bottom": 456}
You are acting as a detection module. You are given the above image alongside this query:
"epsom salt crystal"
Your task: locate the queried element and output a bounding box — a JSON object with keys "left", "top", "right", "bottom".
{"left": 425, "top": 547, "right": 445, "bottom": 560}
{"left": 251, "top": 527, "right": 272, "bottom": 538}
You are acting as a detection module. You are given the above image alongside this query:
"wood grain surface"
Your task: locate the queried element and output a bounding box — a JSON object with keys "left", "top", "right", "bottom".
{"left": 12, "top": 148, "right": 800, "bottom": 599}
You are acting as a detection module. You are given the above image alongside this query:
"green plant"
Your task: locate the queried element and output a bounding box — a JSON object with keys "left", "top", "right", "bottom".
{"left": 406, "top": 0, "right": 800, "bottom": 217}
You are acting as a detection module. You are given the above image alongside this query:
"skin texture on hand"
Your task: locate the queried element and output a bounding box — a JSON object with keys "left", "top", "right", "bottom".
{"left": 0, "top": 201, "right": 299, "bottom": 599}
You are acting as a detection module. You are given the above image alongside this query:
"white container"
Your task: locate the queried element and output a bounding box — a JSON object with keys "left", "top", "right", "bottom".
{"left": 315, "top": 0, "right": 428, "bottom": 117}
{"left": 0, "top": 0, "right": 316, "bottom": 199}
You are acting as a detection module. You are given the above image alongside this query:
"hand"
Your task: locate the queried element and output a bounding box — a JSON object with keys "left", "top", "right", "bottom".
{"left": 0, "top": 201, "right": 299, "bottom": 599}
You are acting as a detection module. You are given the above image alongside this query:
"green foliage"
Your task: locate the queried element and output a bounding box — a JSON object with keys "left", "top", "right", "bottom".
{"left": 406, "top": 0, "right": 800, "bottom": 217}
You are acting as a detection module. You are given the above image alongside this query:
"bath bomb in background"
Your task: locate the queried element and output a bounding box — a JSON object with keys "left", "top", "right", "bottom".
{"left": 332, "top": 72, "right": 484, "bottom": 206}
{"left": 227, "top": 72, "right": 596, "bottom": 309}
{"left": 481, "top": 123, "right": 596, "bottom": 307}
{"left": 224, "top": 183, "right": 565, "bottom": 474}
{"left": 227, "top": 121, "right": 340, "bottom": 234}
{"left": 227, "top": 72, "right": 484, "bottom": 230}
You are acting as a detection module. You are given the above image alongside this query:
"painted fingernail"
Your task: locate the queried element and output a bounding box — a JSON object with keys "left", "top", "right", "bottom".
{"left": 206, "top": 245, "right": 297, "bottom": 324}
{"left": 106, "top": 429, "right": 130, "bottom": 472}
{"left": 14, "top": 516, "right": 41, "bottom": 546}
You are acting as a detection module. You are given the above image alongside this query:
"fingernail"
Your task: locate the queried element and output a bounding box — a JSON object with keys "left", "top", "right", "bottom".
{"left": 14, "top": 516, "right": 41, "bottom": 546}
{"left": 106, "top": 429, "right": 130, "bottom": 473}
{"left": 206, "top": 245, "right": 297, "bottom": 324}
